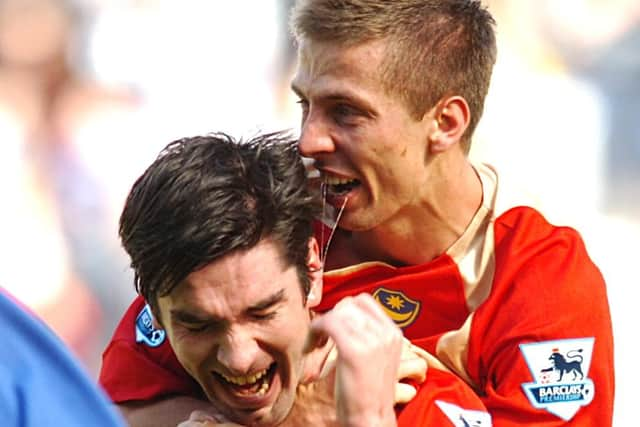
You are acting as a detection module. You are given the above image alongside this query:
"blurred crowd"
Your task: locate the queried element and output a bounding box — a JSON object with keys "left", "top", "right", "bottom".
{"left": 0, "top": 0, "right": 637, "bottom": 424}
{"left": 0, "top": 0, "right": 292, "bottom": 374}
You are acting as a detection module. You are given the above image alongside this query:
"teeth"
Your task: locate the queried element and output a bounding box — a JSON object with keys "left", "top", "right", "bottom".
{"left": 256, "top": 381, "right": 269, "bottom": 396}
{"left": 324, "top": 175, "right": 356, "bottom": 186}
{"left": 220, "top": 367, "right": 268, "bottom": 386}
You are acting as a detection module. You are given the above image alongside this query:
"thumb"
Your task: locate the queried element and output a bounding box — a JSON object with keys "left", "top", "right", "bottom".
{"left": 394, "top": 382, "right": 418, "bottom": 405}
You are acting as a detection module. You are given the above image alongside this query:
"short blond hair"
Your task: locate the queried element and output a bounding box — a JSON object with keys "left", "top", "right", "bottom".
{"left": 290, "top": 0, "right": 497, "bottom": 149}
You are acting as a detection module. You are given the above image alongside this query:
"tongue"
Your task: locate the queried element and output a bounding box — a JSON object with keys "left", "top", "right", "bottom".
{"left": 230, "top": 380, "right": 262, "bottom": 395}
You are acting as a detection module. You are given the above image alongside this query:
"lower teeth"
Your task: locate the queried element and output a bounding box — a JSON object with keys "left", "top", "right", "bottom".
{"left": 256, "top": 378, "right": 269, "bottom": 396}
{"left": 225, "top": 371, "right": 270, "bottom": 396}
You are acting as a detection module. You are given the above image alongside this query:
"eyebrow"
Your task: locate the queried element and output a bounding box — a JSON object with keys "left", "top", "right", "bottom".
{"left": 248, "top": 289, "right": 286, "bottom": 312}
{"left": 291, "top": 84, "right": 375, "bottom": 116}
{"left": 170, "top": 309, "right": 216, "bottom": 324}
{"left": 291, "top": 84, "right": 356, "bottom": 103}
{"left": 168, "top": 289, "right": 287, "bottom": 323}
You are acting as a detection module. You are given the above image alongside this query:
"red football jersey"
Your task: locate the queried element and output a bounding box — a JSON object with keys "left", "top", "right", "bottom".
{"left": 396, "top": 368, "right": 491, "bottom": 426}
{"left": 101, "top": 297, "right": 491, "bottom": 425}
{"left": 100, "top": 164, "right": 614, "bottom": 425}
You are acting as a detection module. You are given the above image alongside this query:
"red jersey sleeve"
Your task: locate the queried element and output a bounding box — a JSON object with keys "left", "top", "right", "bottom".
{"left": 467, "top": 208, "right": 614, "bottom": 426}
{"left": 397, "top": 367, "right": 491, "bottom": 426}
{"left": 99, "top": 296, "right": 202, "bottom": 403}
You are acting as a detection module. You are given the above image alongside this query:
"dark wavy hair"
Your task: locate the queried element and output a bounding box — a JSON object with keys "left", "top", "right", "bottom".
{"left": 119, "top": 131, "right": 320, "bottom": 315}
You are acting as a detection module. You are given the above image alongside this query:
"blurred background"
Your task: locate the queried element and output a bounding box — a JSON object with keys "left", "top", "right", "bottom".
{"left": 0, "top": 0, "right": 636, "bottom": 425}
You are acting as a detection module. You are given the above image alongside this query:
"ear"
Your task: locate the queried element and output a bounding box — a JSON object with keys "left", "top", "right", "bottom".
{"left": 152, "top": 316, "right": 163, "bottom": 330}
{"left": 305, "top": 237, "right": 323, "bottom": 308}
{"left": 149, "top": 303, "right": 164, "bottom": 329}
{"left": 428, "top": 96, "right": 470, "bottom": 153}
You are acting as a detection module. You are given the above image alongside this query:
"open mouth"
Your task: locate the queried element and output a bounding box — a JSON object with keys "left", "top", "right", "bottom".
{"left": 323, "top": 175, "right": 360, "bottom": 197}
{"left": 214, "top": 363, "right": 277, "bottom": 398}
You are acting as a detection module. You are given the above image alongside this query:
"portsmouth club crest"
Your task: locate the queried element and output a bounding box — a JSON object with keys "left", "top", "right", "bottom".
{"left": 135, "top": 304, "right": 166, "bottom": 347}
{"left": 373, "top": 288, "right": 420, "bottom": 328}
{"left": 519, "top": 338, "right": 595, "bottom": 421}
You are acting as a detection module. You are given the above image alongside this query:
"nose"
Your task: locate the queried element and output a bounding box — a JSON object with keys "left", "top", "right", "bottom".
{"left": 298, "top": 111, "right": 335, "bottom": 158}
{"left": 216, "top": 328, "right": 260, "bottom": 375}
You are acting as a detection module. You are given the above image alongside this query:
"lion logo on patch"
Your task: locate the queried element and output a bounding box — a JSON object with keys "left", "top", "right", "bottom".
{"left": 545, "top": 348, "right": 585, "bottom": 382}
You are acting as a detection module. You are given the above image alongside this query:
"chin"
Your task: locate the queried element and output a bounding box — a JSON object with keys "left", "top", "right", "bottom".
{"left": 221, "top": 390, "right": 294, "bottom": 427}
{"left": 339, "top": 212, "right": 378, "bottom": 232}
{"left": 229, "top": 407, "right": 286, "bottom": 427}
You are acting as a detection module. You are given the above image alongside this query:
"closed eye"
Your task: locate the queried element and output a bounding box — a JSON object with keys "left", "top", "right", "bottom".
{"left": 182, "top": 323, "right": 211, "bottom": 333}
{"left": 246, "top": 289, "right": 285, "bottom": 322}
{"left": 250, "top": 311, "right": 278, "bottom": 322}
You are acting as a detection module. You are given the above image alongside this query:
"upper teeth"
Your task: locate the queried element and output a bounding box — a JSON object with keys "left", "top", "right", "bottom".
{"left": 220, "top": 367, "right": 268, "bottom": 386}
{"left": 324, "top": 176, "right": 356, "bottom": 185}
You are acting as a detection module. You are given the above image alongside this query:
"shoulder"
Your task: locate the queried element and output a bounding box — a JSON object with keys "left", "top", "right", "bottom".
{"left": 493, "top": 206, "right": 599, "bottom": 282}
{"left": 494, "top": 206, "right": 586, "bottom": 249}
{"left": 107, "top": 295, "right": 167, "bottom": 347}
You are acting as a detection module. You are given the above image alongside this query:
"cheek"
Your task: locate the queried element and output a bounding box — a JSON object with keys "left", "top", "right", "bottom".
{"left": 170, "top": 332, "right": 215, "bottom": 370}
{"left": 269, "top": 312, "right": 310, "bottom": 354}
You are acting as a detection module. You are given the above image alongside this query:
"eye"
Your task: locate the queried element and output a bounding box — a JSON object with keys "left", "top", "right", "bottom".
{"left": 181, "top": 320, "right": 225, "bottom": 334}
{"left": 332, "top": 104, "right": 360, "bottom": 125}
{"left": 183, "top": 323, "right": 209, "bottom": 333}
{"left": 334, "top": 104, "right": 353, "bottom": 115}
{"left": 250, "top": 311, "right": 277, "bottom": 322}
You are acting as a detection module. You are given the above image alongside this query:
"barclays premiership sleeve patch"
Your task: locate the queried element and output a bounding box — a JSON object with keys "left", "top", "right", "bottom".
{"left": 135, "top": 304, "right": 166, "bottom": 347}
{"left": 519, "top": 338, "right": 595, "bottom": 421}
